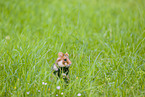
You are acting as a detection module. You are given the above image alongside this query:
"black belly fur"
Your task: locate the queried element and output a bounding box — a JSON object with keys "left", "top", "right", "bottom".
{"left": 53, "top": 67, "right": 69, "bottom": 78}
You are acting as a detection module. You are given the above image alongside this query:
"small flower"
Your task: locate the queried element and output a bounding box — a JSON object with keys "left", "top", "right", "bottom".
{"left": 28, "top": 83, "right": 29, "bottom": 84}
{"left": 77, "top": 93, "right": 81, "bottom": 96}
{"left": 14, "top": 87, "right": 16, "bottom": 89}
{"left": 56, "top": 94, "right": 58, "bottom": 96}
{"left": 61, "top": 92, "right": 63, "bottom": 95}
{"left": 27, "top": 91, "right": 30, "bottom": 94}
{"left": 11, "top": 93, "right": 13, "bottom": 95}
{"left": 38, "top": 90, "right": 40, "bottom": 92}
{"left": 76, "top": 77, "right": 78, "bottom": 79}
{"left": 5, "top": 36, "right": 10, "bottom": 40}
{"left": 48, "top": 88, "right": 50, "bottom": 91}
{"left": 42, "top": 82, "right": 45, "bottom": 85}
{"left": 56, "top": 86, "right": 60, "bottom": 90}
{"left": 45, "top": 83, "right": 47, "bottom": 85}
{"left": 18, "top": 78, "right": 19, "bottom": 81}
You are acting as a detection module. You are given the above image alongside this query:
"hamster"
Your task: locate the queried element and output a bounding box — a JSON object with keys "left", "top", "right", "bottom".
{"left": 52, "top": 52, "right": 72, "bottom": 83}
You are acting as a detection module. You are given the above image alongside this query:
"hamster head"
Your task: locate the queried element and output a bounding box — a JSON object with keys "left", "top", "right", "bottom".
{"left": 56, "top": 52, "right": 72, "bottom": 67}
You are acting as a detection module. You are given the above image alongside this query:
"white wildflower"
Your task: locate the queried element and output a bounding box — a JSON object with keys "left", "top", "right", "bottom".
{"left": 77, "top": 93, "right": 81, "bottom": 96}
{"left": 56, "top": 86, "right": 60, "bottom": 90}
{"left": 27, "top": 91, "right": 30, "bottom": 94}
{"left": 5, "top": 36, "right": 10, "bottom": 40}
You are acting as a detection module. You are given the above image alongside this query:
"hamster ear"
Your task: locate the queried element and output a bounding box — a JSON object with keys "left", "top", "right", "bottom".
{"left": 65, "top": 52, "right": 69, "bottom": 57}
{"left": 58, "top": 52, "right": 64, "bottom": 57}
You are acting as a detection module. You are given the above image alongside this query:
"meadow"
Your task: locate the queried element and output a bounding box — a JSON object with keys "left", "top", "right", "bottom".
{"left": 0, "top": 0, "right": 145, "bottom": 96}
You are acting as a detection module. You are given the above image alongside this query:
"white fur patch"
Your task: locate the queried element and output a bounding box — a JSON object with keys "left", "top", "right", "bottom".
{"left": 57, "top": 60, "right": 65, "bottom": 67}
{"left": 53, "top": 64, "right": 58, "bottom": 71}
{"left": 65, "top": 64, "right": 71, "bottom": 67}
{"left": 65, "top": 63, "right": 67, "bottom": 65}
{"left": 62, "top": 73, "right": 66, "bottom": 76}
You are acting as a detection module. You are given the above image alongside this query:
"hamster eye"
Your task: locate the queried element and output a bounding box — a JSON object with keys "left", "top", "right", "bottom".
{"left": 64, "top": 59, "right": 67, "bottom": 61}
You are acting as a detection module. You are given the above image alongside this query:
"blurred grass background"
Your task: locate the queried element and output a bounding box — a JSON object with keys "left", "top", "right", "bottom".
{"left": 0, "top": 0, "right": 145, "bottom": 96}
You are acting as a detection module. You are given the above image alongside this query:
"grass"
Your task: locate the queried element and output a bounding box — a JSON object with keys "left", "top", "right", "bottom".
{"left": 0, "top": 0, "right": 145, "bottom": 96}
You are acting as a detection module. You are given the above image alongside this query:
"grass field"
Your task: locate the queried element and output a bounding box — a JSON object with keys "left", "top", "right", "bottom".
{"left": 0, "top": 0, "right": 145, "bottom": 96}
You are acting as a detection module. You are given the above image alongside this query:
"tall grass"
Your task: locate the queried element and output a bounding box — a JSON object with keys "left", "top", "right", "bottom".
{"left": 0, "top": 0, "right": 145, "bottom": 96}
